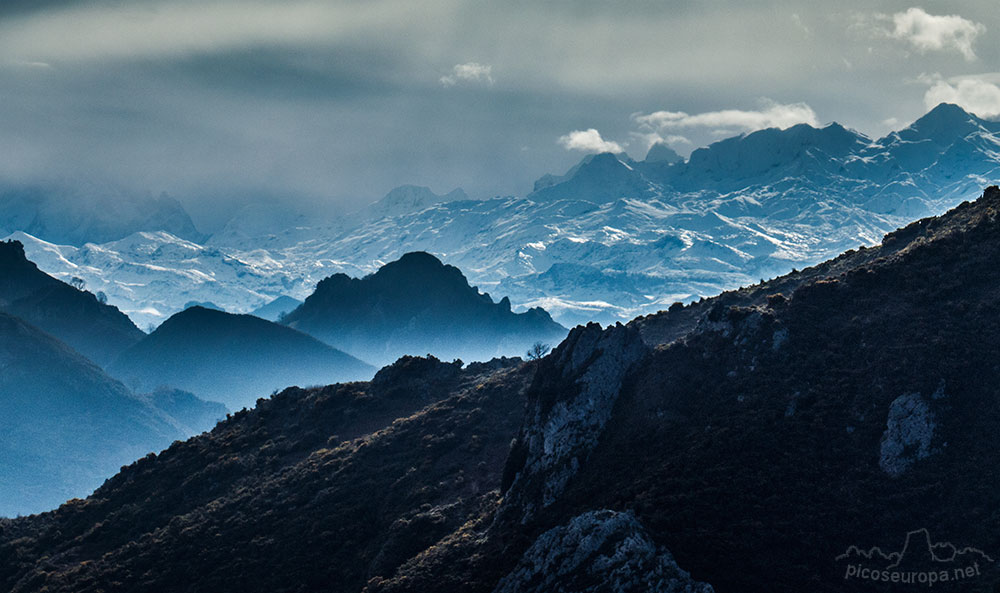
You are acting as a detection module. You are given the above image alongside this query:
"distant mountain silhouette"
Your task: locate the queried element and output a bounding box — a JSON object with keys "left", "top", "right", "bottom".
{"left": 109, "top": 306, "right": 375, "bottom": 409}
{"left": 182, "top": 300, "right": 224, "bottom": 312}
{"left": 148, "top": 387, "right": 228, "bottom": 437}
{"left": 644, "top": 141, "right": 682, "bottom": 164}
{"left": 364, "top": 185, "right": 469, "bottom": 220}
{"left": 0, "top": 240, "right": 144, "bottom": 366}
{"left": 0, "top": 312, "right": 202, "bottom": 517}
{"left": 250, "top": 295, "right": 302, "bottom": 322}
{"left": 281, "top": 252, "right": 567, "bottom": 366}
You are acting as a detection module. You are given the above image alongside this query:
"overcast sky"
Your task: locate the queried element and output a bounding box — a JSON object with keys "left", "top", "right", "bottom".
{"left": 1, "top": 0, "right": 998, "bottom": 228}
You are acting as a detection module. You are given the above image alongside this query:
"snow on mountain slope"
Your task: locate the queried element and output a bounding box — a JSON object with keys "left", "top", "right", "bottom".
{"left": 3, "top": 231, "right": 363, "bottom": 330}
{"left": 8, "top": 104, "right": 1000, "bottom": 329}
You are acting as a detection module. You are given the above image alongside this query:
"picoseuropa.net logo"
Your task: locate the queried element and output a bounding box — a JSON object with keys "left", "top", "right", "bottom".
{"left": 835, "top": 528, "right": 994, "bottom": 587}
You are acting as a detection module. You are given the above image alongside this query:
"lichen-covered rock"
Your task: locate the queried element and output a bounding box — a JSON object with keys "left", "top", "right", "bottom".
{"left": 879, "top": 392, "right": 938, "bottom": 476}
{"left": 492, "top": 510, "right": 714, "bottom": 593}
{"left": 499, "top": 323, "right": 648, "bottom": 523}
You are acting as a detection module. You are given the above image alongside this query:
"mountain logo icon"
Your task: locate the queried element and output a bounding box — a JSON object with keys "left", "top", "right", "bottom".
{"left": 836, "top": 528, "right": 993, "bottom": 587}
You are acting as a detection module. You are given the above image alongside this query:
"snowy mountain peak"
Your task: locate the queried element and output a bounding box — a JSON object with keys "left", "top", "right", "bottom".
{"left": 899, "top": 102, "right": 983, "bottom": 144}
{"left": 680, "top": 120, "right": 869, "bottom": 185}
{"left": 529, "top": 152, "right": 650, "bottom": 203}
{"left": 366, "top": 185, "right": 469, "bottom": 219}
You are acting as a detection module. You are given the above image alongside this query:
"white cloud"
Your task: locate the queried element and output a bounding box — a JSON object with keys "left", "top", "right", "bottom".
{"left": 557, "top": 129, "right": 624, "bottom": 154}
{"left": 632, "top": 101, "right": 820, "bottom": 137}
{"left": 887, "top": 7, "right": 985, "bottom": 61}
{"left": 439, "top": 62, "right": 494, "bottom": 87}
{"left": 922, "top": 74, "right": 1000, "bottom": 118}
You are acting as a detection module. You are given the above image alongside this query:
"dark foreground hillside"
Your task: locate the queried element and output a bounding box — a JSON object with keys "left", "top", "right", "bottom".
{"left": 0, "top": 356, "right": 532, "bottom": 592}
{"left": 6, "top": 187, "right": 1000, "bottom": 592}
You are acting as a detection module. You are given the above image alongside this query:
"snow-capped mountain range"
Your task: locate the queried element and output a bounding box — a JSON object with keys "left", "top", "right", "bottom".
{"left": 6, "top": 103, "right": 1000, "bottom": 329}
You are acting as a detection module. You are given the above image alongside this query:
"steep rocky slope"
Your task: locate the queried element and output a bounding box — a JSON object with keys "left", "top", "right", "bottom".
{"left": 372, "top": 186, "right": 1000, "bottom": 593}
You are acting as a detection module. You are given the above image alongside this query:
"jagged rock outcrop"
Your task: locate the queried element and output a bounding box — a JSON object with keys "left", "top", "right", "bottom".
{"left": 879, "top": 391, "right": 941, "bottom": 476}
{"left": 493, "top": 510, "right": 713, "bottom": 593}
{"left": 499, "top": 322, "right": 648, "bottom": 524}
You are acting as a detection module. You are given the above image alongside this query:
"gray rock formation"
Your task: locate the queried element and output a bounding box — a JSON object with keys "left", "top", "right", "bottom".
{"left": 493, "top": 510, "right": 714, "bottom": 593}
{"left": 879, "top": 391, "right": 939, "bottom": 476}
{"left": 500, "top": 323, "right": 648, "bottom": 523}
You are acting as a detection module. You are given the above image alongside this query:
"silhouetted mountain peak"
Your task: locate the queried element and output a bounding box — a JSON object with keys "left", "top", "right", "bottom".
{"left": 157, "top": 305, "right": 232, "bottom": 330}
{"left": 0, "top": 240, "right": 57, "bottom": 299}
{"left": 311, "top": 252, "right": 478, "bottom": 307}
{"left": 283, "top": 253, "right": 566, "bottom": 366}
{"left": 383, "top": 251, "right": 450, "bottom": 275}
{"left": 0, "top": 238, "right": 27, "bottom": 264}
{"left": 0, "top": 239, "right": 143, "bottom": 365}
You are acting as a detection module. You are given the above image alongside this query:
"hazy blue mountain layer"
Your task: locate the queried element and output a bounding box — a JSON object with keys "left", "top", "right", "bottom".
{"left": 282, "top": 251, "right": 567, "bottom": 367}
{"left": 0, "top": 312, "right": 218, "bottom": 517}
{"left": 110, "top": 306, "right": 376, "bottom": 410}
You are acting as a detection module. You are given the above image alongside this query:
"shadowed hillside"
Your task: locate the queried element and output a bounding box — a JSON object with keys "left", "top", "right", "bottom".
{"left": 0, "top": 240, "right": 144, "bottom": 366}
{"left": 0, "top": 356, "right": 532, "bottom": 591}
{"left": 109, "top": 306, "right": 376, "bottom": 410}
{"left": 0, "top": 313, "right": 207, "bottom": 517}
